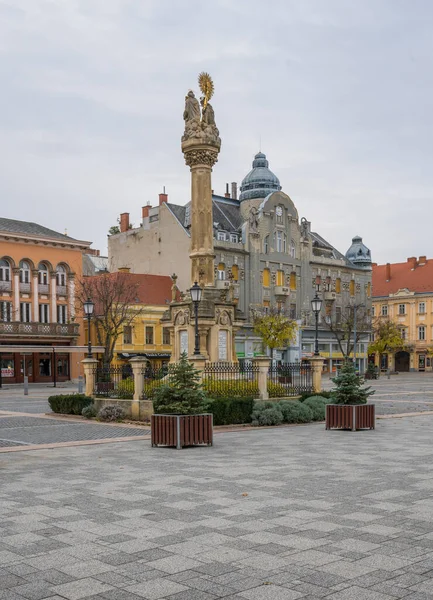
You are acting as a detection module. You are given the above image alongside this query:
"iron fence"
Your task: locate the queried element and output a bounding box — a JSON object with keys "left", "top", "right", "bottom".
{"left": 93, "top": 365, "right": 134, "bottom": 399}
{"left": 268, "top": 362, "right": 313, "bottom": 397}
{"left": 202, "top": 361, "right": 259, "bottom": 398}
{"left": 141, "top": 364, "right": 172, "bottom": 399}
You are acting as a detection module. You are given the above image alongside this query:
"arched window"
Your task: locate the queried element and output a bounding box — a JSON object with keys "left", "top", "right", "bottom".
{"left": 275, "top": 231, "right": 286, "bottom": 253}
{"left": 276, "top": 270, "right": 284, "bottom": 286}
{"left": 19, "top": 260, "right": 31, "bottom": 284}
{"left": 0, "top": 259, "right": 11, "bottom": 282}
{"left": 290, "top": 272, "right": 297, "bottom": 290}
{"left": 290, "top": 240, "right": 296, "bottom": 258}
{"left": 264, "top": 235, "right": 269, "bottom": 254}
{"left": 217, "top": 263, "right": 225, "bottom": 281}
{"left": 56, "top": 265, "right": 66, "bottom": 287}
{"left": 263, "top": 268, "right": 270, "bottom": 287}
{"left": 38, "top": 263, "right": 49, "bottom": 285}
{"left": 231, "top": 264, "right": 239, "bottom": 282}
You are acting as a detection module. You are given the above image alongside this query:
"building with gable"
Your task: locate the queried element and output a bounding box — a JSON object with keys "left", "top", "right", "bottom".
{"left": 108, "top": 152, "right": 372, "bottom": 372}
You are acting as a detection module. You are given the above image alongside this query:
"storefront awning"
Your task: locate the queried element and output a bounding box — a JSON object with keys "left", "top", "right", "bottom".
{"left": 118, "top": 352, "right": 171, "bottom": 359}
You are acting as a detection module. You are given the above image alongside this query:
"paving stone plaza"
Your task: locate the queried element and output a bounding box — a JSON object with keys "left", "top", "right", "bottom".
{"left": 1, "top": 375, "right": 433, "bottom": 599}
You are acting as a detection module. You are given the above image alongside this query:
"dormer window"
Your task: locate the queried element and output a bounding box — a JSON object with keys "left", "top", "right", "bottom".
{"left": 217, "top": 231, "right": 226, "bottom": 241}
{"left": 230, "top": 234, "right": 238, "bottom": 243}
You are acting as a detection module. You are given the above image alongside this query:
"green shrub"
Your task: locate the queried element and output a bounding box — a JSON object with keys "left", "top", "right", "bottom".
{"left": 48, "top": 394, "right": 93, "bottom": 415}
{"left": 267, "top": 381, "right": 289, "bottom": 398}
{"left": 278, "top": 400, "right": 313, "bottom": 423}
{"left": 299, "top": 390, "right": 334, "bottom": 402}
{"left": 97, "top": 404, "right": 126, "bottom": 422}
{"left": 303, "top": 396, "right": 327, "bottom": 421}
{"left": 116, "top": 377, "right": 134, "bottom": 399}
{"left": 82, "top": 404, "right": 97, "bottom": 419}
{"left": 206, "top": 397, "right": 254, "bottom": 425}
{"left": 251, "top": 401, "right": 284, "bottom": 426}
{"left": 203, "top": 379, "right": 259, "bottom": 398}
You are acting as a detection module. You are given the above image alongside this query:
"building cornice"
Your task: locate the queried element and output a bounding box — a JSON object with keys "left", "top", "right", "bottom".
{"left": 0, "top": 232, "right": 91, "bottom": 250}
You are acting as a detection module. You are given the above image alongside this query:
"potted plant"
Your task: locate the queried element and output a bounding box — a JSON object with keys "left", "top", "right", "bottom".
{"left": 151, "top": 353, "right": 213, "bottom": 449}
{"left": 326, "top": 360, "right": 375, "bottom": 431}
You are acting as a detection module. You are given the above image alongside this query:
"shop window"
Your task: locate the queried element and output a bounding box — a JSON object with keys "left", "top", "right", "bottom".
{"left": 19, "top": 261, "right": 31, "bottom": 284}
{"left": 290, "top": 272, "right": 297, "bottom": 290}
{"left": 263, "top": 268, "right": 270, "bottom": 287}
{"left": 56, "top": 265, "right": 67, "bottom": 287}
{"left": 39, "top": 304, "right": 49, "bottom": 323}
{"left": 39, "top": 356, "right": 51, "bottom": 377}
{"left": 335, "top": 278, "right": 341, "bottom": 294}
{"left": 20, "top": 302, "right": 31, "bottom": 323}
{"left": 231, "top": 264, "right": 239, "bottom": 282}
{"left": 1, "top": 355, "right": 14, "bottom": 378}
{"left": 1, "top": 301, "right": 12, "bottom": 322}
{"left": 57, "top": 305, "right": 67, "bottom": 324}
{"left": 123, "top": 325, "right": 132, "bottom": 345}
{"left": 349, "top": 280, "right": 355, "bottom": 296}
{"left": 276, "top": 270, "right": 284, "bottom": 286}
{"left": 162, "top": 328, "right": 171, "bottom": 345}
{"left": 145, "top": 326, "right": 154, "bottom": 345}
{"left": 38, "top": 263, "right": 49, "bottom": 285}
{"left": 57, "top": 357, "right": 69, "bottom": 377}
{"left": 217, "top": 262, "right": 225, "bottom": 280}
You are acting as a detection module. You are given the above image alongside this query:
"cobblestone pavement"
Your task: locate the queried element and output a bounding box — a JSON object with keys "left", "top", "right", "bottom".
{"left": 1, "top": 415, "right": 433, "bottom": 599}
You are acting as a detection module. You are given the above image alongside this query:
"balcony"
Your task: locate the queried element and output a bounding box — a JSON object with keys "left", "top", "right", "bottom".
{"left": 0, "top": 281, "right": 12, "bottom": 292}
{"left": 215, "top": 280, "right": 231, "bottom": 290}
{"left": 324, "top": 291, "right": 337, "bottom": 301}
{"left": 0, "top": 322, "right": 79, "bottom": 338}
{"left": 39, "top": 284, "right": 49, "bottom": 294}
{"left": 274, "top": 285, "right": 290, "bottom": 297}
{"left": 56, "top": 286, "right": 67, "bottom": 296}
{"left": 20, "top": 283, "right": 31, "bottom": 293}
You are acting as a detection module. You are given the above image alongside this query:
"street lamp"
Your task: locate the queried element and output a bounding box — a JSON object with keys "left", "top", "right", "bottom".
{"left": 190, "top": 282, "right": 202, "bottom": 355}
{"left": 83, "top": 297, "right": 95, "bottom": 358}
{"left": 311, "top": 293, "right": 323, "bottom": 356}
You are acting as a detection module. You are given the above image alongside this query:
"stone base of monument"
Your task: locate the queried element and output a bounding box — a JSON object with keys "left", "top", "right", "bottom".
{"left": 151, "top": 414, "right": 213, "bottom": 449}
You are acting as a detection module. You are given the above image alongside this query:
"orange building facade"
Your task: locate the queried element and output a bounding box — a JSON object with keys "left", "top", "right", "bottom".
{"left": 0, "top": 218, "right": 91, "bottom": 383}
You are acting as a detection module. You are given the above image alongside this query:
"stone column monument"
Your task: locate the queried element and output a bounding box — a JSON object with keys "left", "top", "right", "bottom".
{"left": 162, "top": 73, "right": 239, "bottom": 363}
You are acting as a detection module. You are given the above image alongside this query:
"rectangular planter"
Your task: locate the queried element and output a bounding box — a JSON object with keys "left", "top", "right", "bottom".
{"left": 326, "top": 404, "right": 375, "bottom": 431}
{"left": 151, "top": 414, "right": 213, "bottom": 449}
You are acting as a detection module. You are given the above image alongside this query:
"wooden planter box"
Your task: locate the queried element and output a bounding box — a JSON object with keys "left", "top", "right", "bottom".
{"left": 151, "top": 414, "right": 213, "bottom": 449}
{"left": 326, "top": 404, "right": 375, "bottom": 431}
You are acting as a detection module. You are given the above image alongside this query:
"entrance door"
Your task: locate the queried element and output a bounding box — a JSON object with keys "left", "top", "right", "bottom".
{"left": 20, "top": 355, "right": 34, "bottom": 382}
{"left": 395, "top": 351, "right": 410, "bottom": 372}
{"left": 419, "top": 355, "right": 426, "bottom": 372}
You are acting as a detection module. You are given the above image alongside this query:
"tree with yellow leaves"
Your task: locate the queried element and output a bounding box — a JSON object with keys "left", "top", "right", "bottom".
{"left": 252, "top": 307, "right": 298, "bottom": 360}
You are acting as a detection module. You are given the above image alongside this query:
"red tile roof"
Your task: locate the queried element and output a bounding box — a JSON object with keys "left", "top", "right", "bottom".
{"left": 86, "top": 272, "right": 176, "bottom": 306}
{"left": 373, "top": 258, "right": 433, "bottom": 297}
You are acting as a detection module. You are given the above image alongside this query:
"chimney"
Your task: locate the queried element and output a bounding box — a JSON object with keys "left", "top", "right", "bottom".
{"left": 159, "top": 193, "right": 168, "bottom": 205}
{"left": 118, "top": 266, "right": 131, "bottom": 273}
{"left": 224, "top": 183, "right": 230, "bottom": 198}
{"left": 231, "top": 182, "right": 237, "bottom": 200}
{"left": 120, "top": 212, "right": 130, "bottom": 233}
{"left": 142, "top": 205, "right": 150, "bottom": 218}
{"left": 407, "top": 257, "right": 417, "bottom": 269}
{"left": 385, "top": 263, "right": 391, "bottom": 281}
{"left": 419, "top": 255, "right": 427, "bottom": 265}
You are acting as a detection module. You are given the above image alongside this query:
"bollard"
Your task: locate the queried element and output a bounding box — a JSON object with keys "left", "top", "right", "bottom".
{"left": 78, "top": 375, "right": 84, "bottom": 394}
{"left": 24, "top": 376, "right": 29, "bottom": 396}
{"left": 387, "top": 368, "right": 391, "bottom": 380}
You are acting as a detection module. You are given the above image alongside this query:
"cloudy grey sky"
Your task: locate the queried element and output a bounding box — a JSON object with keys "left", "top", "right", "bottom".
{"left": 1, "top": 0, "right": 432, "bottom": 264}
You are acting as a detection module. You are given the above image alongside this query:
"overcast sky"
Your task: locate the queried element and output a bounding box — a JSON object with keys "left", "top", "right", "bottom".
{"left": 1, "top": 0, "right": 432, "bottom": 265}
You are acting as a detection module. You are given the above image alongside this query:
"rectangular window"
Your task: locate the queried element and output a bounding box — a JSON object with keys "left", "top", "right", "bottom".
{"left": 217, "top": 231, "right": 226, "bottom": 241}
{"left": 230, "top": 234, "right": 238, "bottom": 243}
{"left": 335, "top": 307, "right": 342, "bottom": 324}
{"left": 123, "top": 325, "right": 132, "bottom": 345}
{"left": 276, "top": 231, "right": 283, "bottom": 252}
{"left": 0, "top": 301, "right": 12, "bottom": 322}
{"left": 418, "top": 326, "right": 426, "bottom": 341}
{"left": 381, "top": 305, "right": 388, "bottom": 316}
{"left": 57, "top": 305, "right": 67, "bottom": 324}
{"left": 276, "top": 270, "right": 284, "bottom": 286}
{"left": 39, "top": 304, "right": 49, "bottom": 323}
{"left": 145, "top": 326, "right": 154, "bottom": 345}
{"left": 162, "top": 328, "right": 171, "bottom": 345}
{"left": 419, "top": 302, "right": 426, "bottom": 314}
{"left": 349, "top": 280, "right": 355, "bottom": 296}
{"left": 20, "top": 302, "right": 31, "bottom": 323}
{"left": 398, "top": 304, "right": 406, "bottom": 315}
{"left": 290, "top": 303, "right": 296, "bottom": 320}
{"left": 400, "top": 327, "right": 407, "bottom": 340}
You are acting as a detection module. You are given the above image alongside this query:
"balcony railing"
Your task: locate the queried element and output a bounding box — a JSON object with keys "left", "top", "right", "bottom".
{"left": 20, "top": 282, "right": 31, "bottom": 293}
{"left": 38, "top": 284, "right": 49, "bottom": 294}
{"left": 274, "top": 285, "right": 290, "bottom": 297}
{"left": 0, "top": 322, "right": 79, "bottom": 337}
{"left": 56, "top": 286, "right": 67, "bottom": 296}
{"left": 0, "top": 281, "right": 12, "bottom": 292}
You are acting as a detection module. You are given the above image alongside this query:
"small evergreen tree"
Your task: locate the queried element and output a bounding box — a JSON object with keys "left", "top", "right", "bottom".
{"left": 365, "top": 362, "right": 378, "bottom": 380}
{"left": 332, "top": 360, "right": 375, "bottom": 405}
{"left": 153, "top": 352, "right": 208, "bottom": 415}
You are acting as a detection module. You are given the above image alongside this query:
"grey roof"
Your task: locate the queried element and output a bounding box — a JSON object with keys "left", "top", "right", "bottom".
{"left": 311, "top": 231, "right": 349, "bottom": 263}
{"left": 239, "top": 152, "right": 282, "bottom": 201}
{"left": 167, "top": 196, "right": 243, "bottom": 234}
{"left": 0, "top": 217, "right": 88, "bottom": 244}
{"left": 166, "top": 204, "right": 187, "bottom": 228}
{"left": 345, "top": 235, "right": 372, "bottom": 267}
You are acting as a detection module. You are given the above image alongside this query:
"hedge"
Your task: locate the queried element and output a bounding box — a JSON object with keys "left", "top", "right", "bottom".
{"left": 206, "top": 397, "right": 254, "bottom": 425}
{"left": 48, "top": 394, "right": 93, "bottom": 415}
{"left": 202, "top": 379, "right": 259, "bottom": 398}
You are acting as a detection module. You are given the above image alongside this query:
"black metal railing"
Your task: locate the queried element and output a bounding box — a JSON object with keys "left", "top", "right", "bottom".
{"left": 267, "top": 362, "right": 312, "bottom": 397}
{"left": 141, "top": 365, "right": 171, "bottom": 399}
{"left": 203, "top": 361, "right": 259, "bottom": 398}
{"left": 93, "top": 365, "right": 134, "bottom": 399}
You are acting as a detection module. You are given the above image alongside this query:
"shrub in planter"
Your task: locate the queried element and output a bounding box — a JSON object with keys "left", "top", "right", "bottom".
{"left": 97, "top": 404, "right": 126, "bottom": 422}
{"left": 331, "top": 361, "right": 374, "bottom": 405}
{"left": 82, "top": 404, "right": 97, "bottom": 419}
{"left": 303, "top": 396, "right": 328, "bottom": 421}
{"left": 251, "top": 401, "right": 284, "bottom": 426}
{"left": 206, "top": 397, "right": 254, "bottom": 425}
{"left": 48, "top": 394, "right": 93, "bottom": 415}
{"left": 278, "top": 400, "right": 313, "bottom": 423}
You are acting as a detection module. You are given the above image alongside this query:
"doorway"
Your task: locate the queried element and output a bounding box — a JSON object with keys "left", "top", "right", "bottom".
{"left": 395, "top": 351, "right": 410, "bottom": 372}
{"left": 20, "top": 355, "right": 34, "bottom": 382}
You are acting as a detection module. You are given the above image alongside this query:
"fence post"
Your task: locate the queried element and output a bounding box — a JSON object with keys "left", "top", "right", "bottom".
{"left": 189, "top": 355, "right": 206, "bottom": 383}
{"left": 308, "top": 357, "right": 325, "bottom": 394}
{"left": 81, "top": 358, "right": 99, "bottom": 397}
{"left": 253, "top": 356, "right": 270, "bottom": 400}
{"left": 129, "top": 357, "right": 148, "bottom": 420}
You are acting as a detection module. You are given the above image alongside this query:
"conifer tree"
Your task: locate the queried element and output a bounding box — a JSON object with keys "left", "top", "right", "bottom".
{"left": 332, "top": 360, "right": 375, "bottom": 405}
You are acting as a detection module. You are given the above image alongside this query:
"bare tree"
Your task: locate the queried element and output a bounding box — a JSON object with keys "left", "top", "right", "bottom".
{"left": 323, "top": 303, "right": 371, "bottom": 359}
{"left": 77, "top": 273, "right": 145, "bottom": 365}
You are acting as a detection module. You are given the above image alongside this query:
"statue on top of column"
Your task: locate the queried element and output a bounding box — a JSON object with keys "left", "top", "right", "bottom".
{"left": 182, "top": 72, "right": 220, "bottom": 145}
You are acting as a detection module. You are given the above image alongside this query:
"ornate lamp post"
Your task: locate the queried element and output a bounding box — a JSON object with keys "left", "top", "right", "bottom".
{"left": 311, "top": 293, "right": 323, "bottom": 357}
{"left": 190, "top": 282, "right": 202, "bottom": 355}
{"left": 83, "top": 298, "right": 95, "bottom": 358}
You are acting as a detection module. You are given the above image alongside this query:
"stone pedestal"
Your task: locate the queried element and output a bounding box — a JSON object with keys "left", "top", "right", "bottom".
{"left": 129, "top": 356, "right": 148, "bottom": 419}
{"left": 81, "top": 358, "right": 98, "bottom": 397}
{"left": 253, "top": 356, "right": 271, "bottom": 400}
{"left": 309, "top": 357, "right": 325, "bottom": 394}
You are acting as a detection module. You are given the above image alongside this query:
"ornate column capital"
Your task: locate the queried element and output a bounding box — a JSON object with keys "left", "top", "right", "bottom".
{"left": 183, "top": 147, "right": 219, "bottom": 168}
{"left": 32, "top": 269, "right": 39, "bottom": 278}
